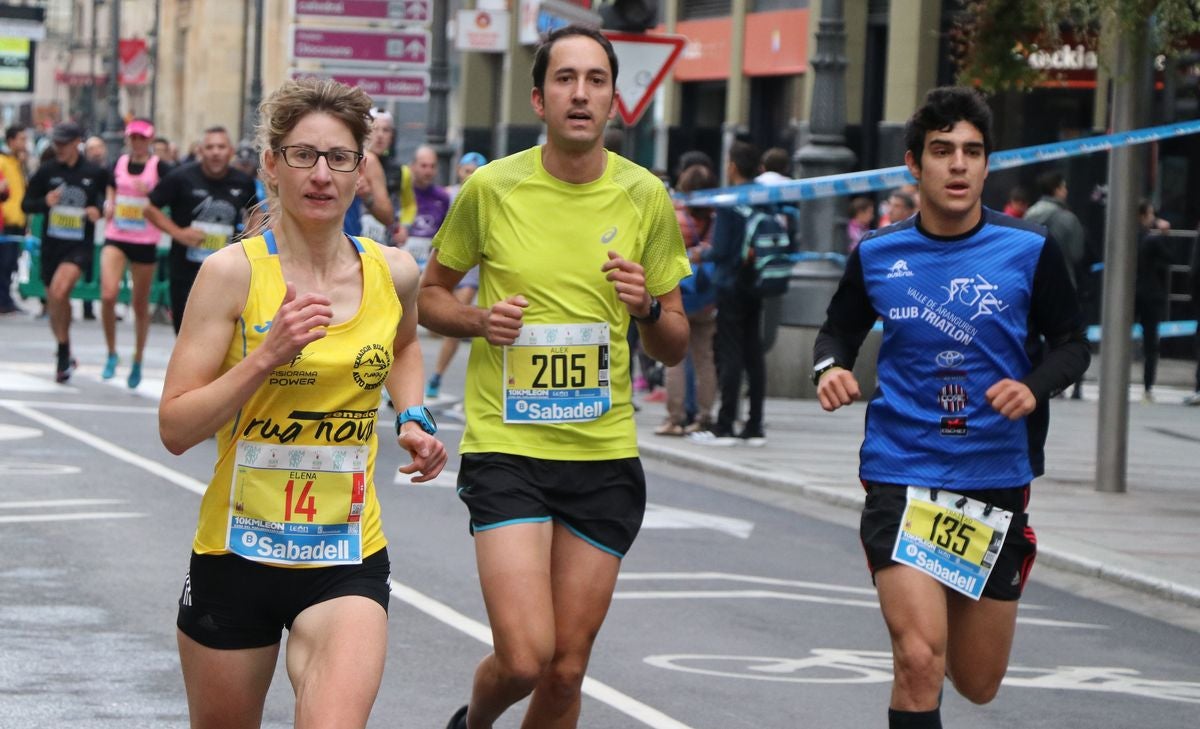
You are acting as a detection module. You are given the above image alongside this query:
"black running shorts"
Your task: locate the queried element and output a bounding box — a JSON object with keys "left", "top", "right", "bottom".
{"left": 457, "top": 452, "right": 647, "bottom": 558}
{"left": 105, "top": 240, "right": 158, "bottom": 265}
{"left": 176, "top": 548, "right": 391, "bottom": 650}
{"left": 40, "top": 239, "right": 93, "bottom": 286}
{"left": 859, "top": 482, "right": 1037, "bottom": 601}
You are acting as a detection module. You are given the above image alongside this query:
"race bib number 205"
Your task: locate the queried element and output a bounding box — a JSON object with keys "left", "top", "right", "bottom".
{"left": 503, "top": 322, "right": 610, "bottom": 424}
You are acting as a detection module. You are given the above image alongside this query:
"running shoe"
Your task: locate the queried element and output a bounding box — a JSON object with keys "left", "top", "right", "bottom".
{"left": 55, "top": 356, "right": 76, "bottom": 384}
{"left": 688, "top": 426, "right": 738, "bottom": 446}
{"left": 737, "top": 425, "right": 767, "bottom": 448}
{"left": 445, "top": 705, "right": 468, "bottom": 729}
{"left": 1183, "top": 392, "right": 1200, "bottom": 407}
{"left": 654, "top": 420, "right": 685, "bottom": 436}
{"left": 644, "top": 388, "right": 666, "bottom": 403}
{"left": 102, "top": 352, "right": 118, "bottom": 380}
{"left": 127, "top": 361, "right": 142, "bottom": 389}
{"left": 426, "top": 374, "right": 441, "bottom": 399}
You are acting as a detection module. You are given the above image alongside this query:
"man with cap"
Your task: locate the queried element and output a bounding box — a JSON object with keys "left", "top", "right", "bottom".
{"left": 98, "top": 118, "right": 173, "bottom": 388}
{"left": 22, "top": 121, "right": 107, "bottom": 382}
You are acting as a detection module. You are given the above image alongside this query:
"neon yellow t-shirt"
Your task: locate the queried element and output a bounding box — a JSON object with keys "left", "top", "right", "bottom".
{"left": 192, "top": 233, "right": 400, "bottom": 566}
{"left": 433, "top": 147, "right": 690, "bottom": 460}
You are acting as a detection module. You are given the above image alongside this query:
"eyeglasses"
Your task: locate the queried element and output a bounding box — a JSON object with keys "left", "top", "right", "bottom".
{"left": 275, "top": 145, "right": 363, "bottom": 172}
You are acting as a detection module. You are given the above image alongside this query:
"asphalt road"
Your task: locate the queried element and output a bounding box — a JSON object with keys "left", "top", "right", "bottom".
{"left": 2, "top": 315, "right": 1199, "bottom": 728}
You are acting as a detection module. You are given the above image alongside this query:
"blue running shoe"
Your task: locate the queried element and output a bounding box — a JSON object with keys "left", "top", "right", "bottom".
{"left": 425, "top": 374, "right": 441, "bottom": 399}
{"left": 127, "top": 361, "right": 142, "bottom": 389}
{"left": 102, "top": 352, "right": 118, "bottom": 380}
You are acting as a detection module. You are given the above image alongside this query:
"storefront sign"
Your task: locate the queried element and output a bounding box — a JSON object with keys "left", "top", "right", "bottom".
{"left": 455, "top": 9, "right": 509, "bottom": 53}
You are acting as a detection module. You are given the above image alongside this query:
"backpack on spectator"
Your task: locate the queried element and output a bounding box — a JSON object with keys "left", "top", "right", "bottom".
{"left": 738, "top": 204, "right": 795, "bottom": 298}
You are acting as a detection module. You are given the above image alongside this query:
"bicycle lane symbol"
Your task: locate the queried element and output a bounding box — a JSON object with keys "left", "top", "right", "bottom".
{"left": 645, "top": 649, "right": 1200, "bottom": 703}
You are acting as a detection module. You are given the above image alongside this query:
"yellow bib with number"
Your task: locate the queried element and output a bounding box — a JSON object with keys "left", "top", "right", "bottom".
{"left": 503, "top": 323, "right": 610, "bottom": 423}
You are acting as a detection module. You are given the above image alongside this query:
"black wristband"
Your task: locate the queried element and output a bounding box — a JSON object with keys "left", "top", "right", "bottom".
{"left": 632, "top": 297, "right": 661, "bottom": 323}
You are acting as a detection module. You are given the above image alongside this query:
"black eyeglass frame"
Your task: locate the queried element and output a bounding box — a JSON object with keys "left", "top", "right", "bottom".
{"left": 274, "top": 145, "right": 364, "bottom": 173}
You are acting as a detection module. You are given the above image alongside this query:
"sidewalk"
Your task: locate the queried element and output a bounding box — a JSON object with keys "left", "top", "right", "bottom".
{"left": 633, "top": 359, "right": 1200, "bottom": 610}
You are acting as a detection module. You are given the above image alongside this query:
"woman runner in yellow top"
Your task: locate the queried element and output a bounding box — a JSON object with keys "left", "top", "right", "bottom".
{"left": 159, "top": 77, "right": 446, "bottom": 729}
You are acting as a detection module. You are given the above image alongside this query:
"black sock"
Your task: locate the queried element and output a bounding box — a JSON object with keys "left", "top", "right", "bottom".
{"left": 57, "top": 342, "right": 69, "bottom": 358}
{"left": 888, "top": 707, "right": 942, "bottom": 729}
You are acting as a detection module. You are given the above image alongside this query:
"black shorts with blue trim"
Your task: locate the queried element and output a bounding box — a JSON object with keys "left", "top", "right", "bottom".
{"left": 859, "top": 482, "right": 1037, "bottom": 601}
{"left": 176, "top": 548, "right": 390, "bottom": 650}
{"left": 457, "top": 452, "right": 647, "bottom": 558}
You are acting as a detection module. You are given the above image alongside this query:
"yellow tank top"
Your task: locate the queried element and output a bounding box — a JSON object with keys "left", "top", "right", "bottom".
{"left": 192, "top": 232, "right": 401, "bottom": 567}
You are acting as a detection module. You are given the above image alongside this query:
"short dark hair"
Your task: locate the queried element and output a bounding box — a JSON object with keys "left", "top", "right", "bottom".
{"left": 1036, "top": 171, "right": 1066, "bottom": 198}
{"left": 728, "top": 140, "right": 759, "bottom": 181}
{"left": 531, "top": 25, "right": 618, "bottom": 93}
{"left": 849, "top": 196, "right": 874, "bottom": 215}
{"left": 760, "top": 147, "right": 791, "bottom": 175}
{"left": 1137, "top": 198, "right": 1154, "bottom": 218}
{"left": 203, "top": 125, "right": 229, "bottom": 137}
{"left": 904, "top": 86, "right": 993, "bottom": 164}
{"left": 5, "top": 125, "right": 22, "bottom": 142}
{"left": 889, "top": 191, "right": 915, "bottom": 216}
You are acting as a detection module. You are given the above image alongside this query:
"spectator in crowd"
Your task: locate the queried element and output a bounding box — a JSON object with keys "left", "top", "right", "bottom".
{"left": 756, "top": 146, "right": 791, "bottom": 185}
{"left": 1025, "top": 171, "right": 1087, "bottom": 399}
{"left": 657, "top": 163, "right": 719, "bottom": 435}
{"left": 879, "top": 188, "right": 917, "bottom": 227}
{"left": 1134, "top": 199, "right": 1173, "bottom": 403}
{"left": 0, "top": 125, "right": 28, "bottom": 314}
{"left": 395, "top": 145, "right": 449, "bottom": 267}
{"left": 846, "top": 196, "right": 875, "bottom": 253}
{"left": 690, "top": 140, "right": 768, "bottom": 446}
{"left": 1187, "top": 234, "right": 1200, "bottom": 406}
{"left": 1004, "top": 184, "right": 1031, "bottom": 218}
{"left": 84, "top": 136, "right": 108, "bottom": 166}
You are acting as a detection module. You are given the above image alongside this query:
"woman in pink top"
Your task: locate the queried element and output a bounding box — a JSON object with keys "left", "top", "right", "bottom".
{"left": 100, "top": 118, "right": 172, "bottom": 388}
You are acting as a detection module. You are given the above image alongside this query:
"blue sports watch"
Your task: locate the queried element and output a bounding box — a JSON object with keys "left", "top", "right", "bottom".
{"left": 395, "top": 405, "right": 437, "bottom": 436}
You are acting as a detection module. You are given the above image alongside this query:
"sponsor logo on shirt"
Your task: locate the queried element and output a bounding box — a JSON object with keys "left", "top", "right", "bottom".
{"left": 887, "top": 260, "right": 914, "bottom": 278}
{"left": 941, "top": 274, "right": 1008, "bottom": 321}
{"left": 938, "top": 383, "right": 968, "bottom": 412}
{"left": 600, "top": 226, "right": 618, "bottom": 244}
{"left": 351, "top": 343, "right": 391, "bottom": 390}
{"left": 940, "top": 416, "right": 968, "bottom": 436}
{"left": 936, "top": 350, "right": 965, "bottom": 368}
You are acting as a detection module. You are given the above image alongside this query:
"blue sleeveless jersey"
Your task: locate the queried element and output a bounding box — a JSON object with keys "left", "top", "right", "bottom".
{"left": 857, "top": 209, "right": 1046, "bottom": 489}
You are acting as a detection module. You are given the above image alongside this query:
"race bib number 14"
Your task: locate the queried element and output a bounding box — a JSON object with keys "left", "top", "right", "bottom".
{"left": 503, "top": 322, "right": 610, "bottom": 423}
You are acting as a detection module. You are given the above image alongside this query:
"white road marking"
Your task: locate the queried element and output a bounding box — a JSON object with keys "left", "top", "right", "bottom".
{"left": 614, "top": 589, "right": 879, "bottom": 608}
{"left": 0, "top": 423, "right": 42, "bottom": 440}
{"left": 0, "top": 511, "right": 145, "bottom": 524}
{"left": 619, "top": 571, "right": 877, "bottom": 595}
{"left": 388, "top": 580, "right": 699, "bottom": 729}
{"left": 642, "top": 504, "right": 754, "bottom": 538}
{"left": 0, "top": 402, "right": 207, "bottom": 495}
{"left": 0, "top": 369, "right": 76, "bottom": 393}
{"left": 0, "top": 498, "right": 123, "bottom": 509}
{"left": 0, "top": 461, "right": 81, "bottom": 477}
{"left": 3, "top": 400, "right": 697, "bottom": 729}
{"left": 0, "top": 399, "right": 157, "bottom": 414}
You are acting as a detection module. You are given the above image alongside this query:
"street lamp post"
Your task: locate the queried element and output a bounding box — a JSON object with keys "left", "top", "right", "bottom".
{"left": 794, "top": 0, "right": 856, "bottom": 255}
{"left": 101, "top": 0, "right": 123, "bottom": 161}
{"left": 242, "top": 0, "right": 264, "bottom": 144}
{"left": 425, "top": 0, "right": 452, "bottom": 185}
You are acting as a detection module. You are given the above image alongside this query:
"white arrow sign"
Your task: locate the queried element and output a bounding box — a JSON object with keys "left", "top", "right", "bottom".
{"left": 642, "top": 503, "right": 754, "bottom": 539}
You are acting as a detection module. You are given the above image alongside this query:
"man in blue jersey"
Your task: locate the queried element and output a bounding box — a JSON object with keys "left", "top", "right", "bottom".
{"left": 813, "top": 87, "right": 1090, "bottom": 729}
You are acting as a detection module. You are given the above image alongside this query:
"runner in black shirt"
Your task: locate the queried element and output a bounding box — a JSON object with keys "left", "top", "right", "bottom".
{"left": 22, "top": 121, "right": 107, "bottom": 382}
{"left": 144, "top": 126, "right": 259, "bottom": 333}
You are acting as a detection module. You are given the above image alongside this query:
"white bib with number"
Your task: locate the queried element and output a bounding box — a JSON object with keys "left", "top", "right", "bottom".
{"left": 48, "top": 205, "right": 86, "bottom": 241}
{"left": 502, "top": 322, "right": 611, "bottom": 424}
{"left": 225, "top": 441, "right": 367, "bottom": 566}
{"left": 890, "top": 486, "right": 1013, "bottom": 600}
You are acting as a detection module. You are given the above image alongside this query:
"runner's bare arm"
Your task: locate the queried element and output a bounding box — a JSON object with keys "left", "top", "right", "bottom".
{"left": 382, "top": 246, "right": 447, "bottom": 481}
{"left": 144, "top": 203, "right": 204, "bottom": 246}
{"left": 159, "top": 246, "right": 334, "bottom": 454}
{"left": 601, "top": 250, "right": 688, "bottom": 366}
{"left": 360, "top": 152, "right": 394, "bottom": 226}
{"left": 418, "top": 251, "right": 494, "bottom": 340}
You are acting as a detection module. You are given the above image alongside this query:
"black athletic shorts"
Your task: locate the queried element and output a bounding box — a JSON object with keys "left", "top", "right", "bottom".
{"left": 40, "top": 239, "right": 93, "bottom": 286}
{"left": 104, "top": 240, "right": 158, "bottom": 265}
{"left": 176, "top": 548, "right": 391, "bottom": 650}
{"left": 859, "top": 482, "right": 1037, "bottom": 601}
{"left": 457, "top": 452, "right": 647, "bottom": 558}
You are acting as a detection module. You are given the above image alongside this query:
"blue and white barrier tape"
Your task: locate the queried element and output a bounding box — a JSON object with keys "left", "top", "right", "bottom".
{"left": 678, "top": 119, "right": 1200, "bottom": 208}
